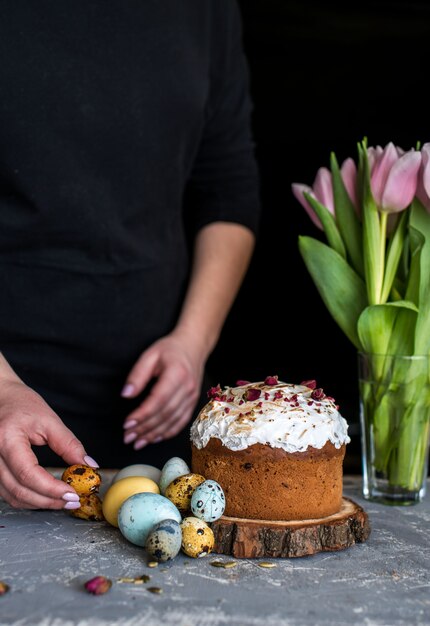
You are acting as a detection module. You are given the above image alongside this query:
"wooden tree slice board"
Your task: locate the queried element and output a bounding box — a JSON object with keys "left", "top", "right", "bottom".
{"left": 211, "top": 497, "right": 370, "bottom": 558}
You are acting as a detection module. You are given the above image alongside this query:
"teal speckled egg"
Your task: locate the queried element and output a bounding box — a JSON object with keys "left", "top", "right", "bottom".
{"left": 190, "top": 480, "right": 225, "bottom": 522}
{"left": 118, "top": 493, "right": 181, "bottom": 546}
{"left": 159, "top": 457, "right": 190, "bottom": 495}
{"left": 145, "top": 519, "right": 182, "bottom": 562}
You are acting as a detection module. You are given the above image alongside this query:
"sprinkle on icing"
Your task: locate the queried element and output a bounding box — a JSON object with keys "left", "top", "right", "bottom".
{"left": 190, "top": 381, "right": 350, "bottom": 453}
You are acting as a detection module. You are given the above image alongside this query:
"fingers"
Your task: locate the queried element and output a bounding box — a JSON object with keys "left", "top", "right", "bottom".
{"left": 127, "top": 396, "right": 196, "bottom": 449}
{"left": 44, "top": 419, "right": 92, "bottom": 467}
{"left": 121, "top": 348, "right": 160, "bottom": 398}
{"left": 0, "top": 435, "right": 81, "bottom": 509}
{"left": 123, "top": 368, "right": 198, "bottom": 448}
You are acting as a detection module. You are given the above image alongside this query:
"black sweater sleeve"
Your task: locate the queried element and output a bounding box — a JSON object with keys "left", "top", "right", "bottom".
{"left": 184, "top": 0, "right": 261, "bottom": 236}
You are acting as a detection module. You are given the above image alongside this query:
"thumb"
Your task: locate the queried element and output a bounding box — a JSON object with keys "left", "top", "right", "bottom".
{"left": 45, "top": 419, "right": 98, "bottom": 468}
{"left": 121, "top": 346, "right": 160, "bottom": 398}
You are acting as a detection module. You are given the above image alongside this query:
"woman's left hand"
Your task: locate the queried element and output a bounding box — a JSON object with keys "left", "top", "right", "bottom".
{"left": 121, "top": 330, "right": 205, "bottom": 449}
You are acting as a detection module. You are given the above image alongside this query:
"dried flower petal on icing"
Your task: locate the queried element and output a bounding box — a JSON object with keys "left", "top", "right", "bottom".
{"left": 207, "top": 384, "right": 222, "bottom": 399}
{"left": 244, "top": 388, "right": 261, "bottom": 401}
{"left": 300, "top": 379, "right": 317, "bottom": 389}
{"left": 236, "top": 380, "right": 251, "bottom": 386}
{"left": 273, "top": 390, "right": 283, "bottom": 400}
{"left": 225, "top": 407, "right": 230, "bottom": 414}
{"left": 311, "top": 388, "right": 326, "bottom": 400}
{"left": 265, "top": 376, "right": 278, "bottom": 386}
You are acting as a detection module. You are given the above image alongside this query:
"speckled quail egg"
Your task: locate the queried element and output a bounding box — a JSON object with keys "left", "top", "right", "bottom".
{"left": 159, "top": 457, "right": 190, "bottom": 495}
{"left": 102, "top": 476, "right": 159, "bottom": 527}
{"left": 165, "top": 473, "right": 206, "bottom": 514}
{"left": 190, "top": 480, "right": 225, "bottom": 522}
{"left": 118, "top": 492, "right": 181, "bottom": 546}
{"left": 145, "top": 519, "right": 182, "bottom": 562}
{"left": 180, "top": 517, "right": 215, "bottom": 558}
{"left": 112, "top": 464, "right": 161, "bottom": 485}
{"left": 61, "top": 465, "right": 101, "bottom": 496}
{"left": 69, "top": 493, "right": 105, "bottom": 522}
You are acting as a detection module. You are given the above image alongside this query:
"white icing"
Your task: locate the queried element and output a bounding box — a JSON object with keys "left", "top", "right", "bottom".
{"left": 190, "top": 381, "right": 350, "bottom": 453}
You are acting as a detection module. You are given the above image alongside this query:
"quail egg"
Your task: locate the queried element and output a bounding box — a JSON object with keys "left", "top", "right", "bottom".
{"left": 190, "top": 479, "right": 225, "bottom": 522}
{"left": 145, "top": 519, "right": 182, "bottom": 562}
{"left": 180, "top": 516, "right": 215, "bottom": 558}
{"left": 61, "top": 464, "right": 101, "bottom": 496}
{"left": 165, "top": 473, "right": 205, "bottom": 514}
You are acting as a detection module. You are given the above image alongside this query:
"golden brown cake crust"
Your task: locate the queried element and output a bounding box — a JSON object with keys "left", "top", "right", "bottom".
{"left": 191, "top": 439, "right": 345, "bottom": 521}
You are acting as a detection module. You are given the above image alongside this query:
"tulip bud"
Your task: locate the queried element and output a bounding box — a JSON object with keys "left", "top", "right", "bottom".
{"left": 340, "top": 158, "right": 358, "bottom": 210}
{"left": 291, "top": 183, "right": 323, "bottom": 229}
{"left": 370, "top": 142, "right": 421, "bottom": 213}
{"left": 313, "top": 167, "right": 335, "bottom": 214}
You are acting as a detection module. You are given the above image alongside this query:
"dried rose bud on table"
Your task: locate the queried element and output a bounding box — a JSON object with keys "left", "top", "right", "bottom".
{"left": 84, "top": 576, "right": 112, "bottom": 595}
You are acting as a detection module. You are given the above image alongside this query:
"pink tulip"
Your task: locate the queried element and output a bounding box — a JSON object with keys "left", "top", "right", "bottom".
{"left": 416, "top": 143, "right": 430, "bottom": 211}
{"left": 369, "top": 142, "right": 421, "bottom": 213}
{"left": 367, "top": 145, "right": 383, "bottom": 172}
{"left": 292, "top": 161, "right": 358, "bottom": 229}
{"left": 341, "top": 158, "right": 358, "bottom": 211}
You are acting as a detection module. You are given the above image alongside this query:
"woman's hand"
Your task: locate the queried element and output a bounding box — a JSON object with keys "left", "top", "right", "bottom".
{"left": 121, "top": 330, "right": 205, "bottom": 449}
{"left": 121, "top": 222, "right": 255, "bottom": 450}
{"left": 0, "top": 378, "right": 97, "bottom": 509}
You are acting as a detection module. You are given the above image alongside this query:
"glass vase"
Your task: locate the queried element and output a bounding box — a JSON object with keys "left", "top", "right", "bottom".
{"left": 358, "top": 352, "right": 430, "bottom": 505}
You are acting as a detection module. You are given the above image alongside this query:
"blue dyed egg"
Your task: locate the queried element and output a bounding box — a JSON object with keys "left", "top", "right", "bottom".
{"left": 190, "top": 480, "right": 225, "bottom": 522}
{"left": 159, "top": 457, "right": 190, "bottom": 495}
{"left": 118, "top": 492, "right": 181, "bottom": 546}
{"left": 145, "top": 519, "right": 182, "bottom": 562}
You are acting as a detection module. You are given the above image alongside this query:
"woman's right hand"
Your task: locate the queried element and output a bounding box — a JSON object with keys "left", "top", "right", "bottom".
{"left": 0, "top": 377, "right": 98, "bottom": 510}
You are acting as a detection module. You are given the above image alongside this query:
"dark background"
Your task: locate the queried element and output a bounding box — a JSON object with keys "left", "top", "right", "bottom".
{"left": 208, "top": 0, "right": 430, "bottom": 472}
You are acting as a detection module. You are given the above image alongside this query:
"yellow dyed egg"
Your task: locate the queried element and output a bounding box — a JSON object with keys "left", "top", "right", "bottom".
{"left": 180, "top": 516, "right": 214, "bottom": 558}
{"left": 165, "top": 473, "right": 205, "bottom": 514}
{"left": 102, "top": 476, "right": 159, "bottom": 527}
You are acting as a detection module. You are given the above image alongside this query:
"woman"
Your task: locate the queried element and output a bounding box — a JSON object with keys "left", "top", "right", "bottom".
{"left": 0, "top": 1, "right": 260, "bottom": 510}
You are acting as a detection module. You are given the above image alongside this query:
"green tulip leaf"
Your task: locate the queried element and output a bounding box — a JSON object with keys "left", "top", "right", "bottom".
{"left": 298, "top": 236, "right": 367, "bottom": 349}
{"left": 359, "top": 145, "right": 383, "bottom": 305}
{"left": 303, "top": 192, "right": 346, "bottom": 259}
{"left": 358, "top": 301, "right": 418, "bottom": 356}
{"left": 381, "top": 211, "right": 408, "bottom": 303}
{"left": 410, "top": 200, "right": 430, "bottom": 355}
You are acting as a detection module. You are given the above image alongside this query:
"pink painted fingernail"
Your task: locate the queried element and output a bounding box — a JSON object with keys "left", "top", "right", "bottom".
{"left": 153, "top": 436, "right": 163, "bottom": 443}
{"left": 121, "top": 383, "right": 135, "bottom": 398}
{"left": 134, "top": 439, "right": 148, "bottom": 450}
{"left": 64, "top": 501, "right": 81, "bottom": 510}
{"left": 124, "top": 432, "right": 138, "bottom": 444}
{"left": 62, "top": 492, "right": 80, "bottom": 502}
{"left": 84, "top": 455, "right": 99, "bottom": 468}
{"left": 123, "top": 419, "right": 138, "bottom": 429}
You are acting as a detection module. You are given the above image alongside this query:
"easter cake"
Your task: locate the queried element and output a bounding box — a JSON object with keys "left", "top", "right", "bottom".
{"left": 190, "top": 377, "right": 350, "bottom": 521}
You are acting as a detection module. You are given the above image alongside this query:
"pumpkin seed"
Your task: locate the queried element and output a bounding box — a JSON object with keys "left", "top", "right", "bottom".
{"left": 148, "top": 587, "right": 163, "bottom": 594}
{"left": 258, "top": 561, "right": 277, "bottom": 569}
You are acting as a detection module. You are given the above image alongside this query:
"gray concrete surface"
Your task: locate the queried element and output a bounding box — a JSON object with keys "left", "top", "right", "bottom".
{"left": 1, "top": 474, "right": 429, "bottom": 626}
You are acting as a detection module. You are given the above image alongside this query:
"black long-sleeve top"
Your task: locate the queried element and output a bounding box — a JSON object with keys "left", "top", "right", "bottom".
{"left": 0, "top": 1, "right": 260, "bottom": 464}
